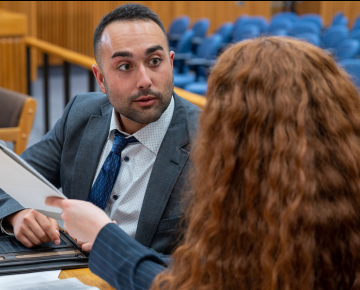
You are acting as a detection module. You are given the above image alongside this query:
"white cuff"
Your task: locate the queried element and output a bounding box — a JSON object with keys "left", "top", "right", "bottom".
{"left": 0, "top": 217, "right": 15, "bottom": 236}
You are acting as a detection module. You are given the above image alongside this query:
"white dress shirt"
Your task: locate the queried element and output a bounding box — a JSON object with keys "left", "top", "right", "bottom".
{"left": 92, "top": 96, "right": 174, "bottom": 238}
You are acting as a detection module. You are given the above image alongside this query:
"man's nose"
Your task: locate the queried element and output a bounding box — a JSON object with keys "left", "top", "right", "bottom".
{"left": 137, "top": 65, "right": 152, "bottom": 90}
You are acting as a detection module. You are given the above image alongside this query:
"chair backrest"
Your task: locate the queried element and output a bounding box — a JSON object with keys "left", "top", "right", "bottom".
{"left": 272, "top": 12, "right": 298, "bottom": 23}
{"left": 233, "top": 24, "right": 260, "bottom": 42}
{"left": 269, "top": 18, "right": 293, "bottom": 32}
{"left": 297, "top": 32, "right": 321, "bottom": 47}
{"left": 338, "top": 59, "right": 360, "bottom": 89}
{"left": 243, "top": 16, "right": 269, "bottom": 33}
{"left": 168, "top": 16, "right": 190, "bottom": 35}
{"left": 215, "top": 22, "right": 234, "bottom": 44}
{"left": 176, "top": 30, "right": 195, "bottom": 53}
{"left": 0, "top": 87, "right": 37, "bottom": 155}
{"left": 332, "top": 11, "right": 349, "bottom": 26}
{"left": 299, "top": 13, "right": 323, "bottom": 29}
{"left": 352, "top": 16, "right": 360, "bottom": 31}
{"left": 196, "top": 34, "right": 223, "bottom": 78}
{"left": 321, "top": 25, "right": 349, "bottom": 49}
{"left": 270, "top": 29, "right": 288, "bottom": 36}
{"left": 350, "top": 30, "right": 360, "bottom": 53}
{"left": 290, "top": 21, "right": 320, "bottom": 36}
{"left": 234, "top": 15, "right": 249, "bottom": 28}
{"left": 196, "top": 33, "right": 223, "bottom": 59}
{"left": 192, "top": 18, "right": 210, "bottom": 38}
{"left": 334, "top": 39, "right": 360, "bottom": 60}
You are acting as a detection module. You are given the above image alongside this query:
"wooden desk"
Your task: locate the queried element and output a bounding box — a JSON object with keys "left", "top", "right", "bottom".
{"left": 59, "top": 268, "right": 115, "bottom": 290}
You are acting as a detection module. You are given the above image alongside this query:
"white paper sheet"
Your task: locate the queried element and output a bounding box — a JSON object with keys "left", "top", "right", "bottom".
{"left": 0, "top": 144, "right": 67, "bottom": 220}
{"left": 0, "top": 270, "right": 61, "bottom": 288}
{"left": 1, "top": 277, "right": 99, "bottom": 290}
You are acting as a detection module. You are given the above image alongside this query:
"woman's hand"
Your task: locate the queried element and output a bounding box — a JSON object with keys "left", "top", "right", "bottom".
{"left": 45, "top": 197, "right": 111, "bottom": 245}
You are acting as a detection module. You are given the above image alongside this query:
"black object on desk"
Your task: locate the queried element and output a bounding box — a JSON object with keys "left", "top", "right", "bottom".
{"left": 0, "top": 230, "right": 88, "bottom": 276}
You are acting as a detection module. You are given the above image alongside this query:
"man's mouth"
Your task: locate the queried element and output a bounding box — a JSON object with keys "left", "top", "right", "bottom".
{"left": 134, "top": 96, "right": 157, "bottom": 107}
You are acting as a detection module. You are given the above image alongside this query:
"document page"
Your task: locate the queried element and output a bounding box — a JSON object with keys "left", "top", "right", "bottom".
{"left": 1, "top": 277, "right": 99, "bottom": 290}
{"left": 0, "top": 144, "right": 67, "bottom": 220}
{"left": 0, "top": 270, "right": 61, "bottom": 288}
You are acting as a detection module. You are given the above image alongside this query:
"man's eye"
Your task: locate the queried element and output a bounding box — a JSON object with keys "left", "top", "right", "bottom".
{"left": 150, "top": 58, "right": 162, "bottom": 66}
{"left": 118, "top": 64, "right": 131, "bottom": 71}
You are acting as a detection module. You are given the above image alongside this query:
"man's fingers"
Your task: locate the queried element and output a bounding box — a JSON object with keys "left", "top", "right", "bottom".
{"left": 27, "top": 220, "right": 51, "bottom": 243}
{"left": 21, "top": 228, "right": 43, "bottom": 246}
{"left": 49, "top": 218, "right": 60, "bottom": 231}
{"left": 17, "top": 235, "right": 35, "bottom": 248}
{"left": 35, "top": 212, "right": 60, "bottom": 245}
{"left": 77, "top": 239, "right": 86, "bottom": 247}
{"left": 82, "top": 242, "right": 93, "bottom": 252}
{"left": 45, "top": 197, "right": 64, "bottom": 208}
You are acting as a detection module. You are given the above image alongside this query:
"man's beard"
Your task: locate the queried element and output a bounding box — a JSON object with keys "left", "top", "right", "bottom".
{"left": 104, "top": 73, "right": 174, "bottom": 124}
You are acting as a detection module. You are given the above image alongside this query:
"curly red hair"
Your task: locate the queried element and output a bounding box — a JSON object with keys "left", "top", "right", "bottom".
{"left": 153, "top": 37, "right": 360, "bottom": 290}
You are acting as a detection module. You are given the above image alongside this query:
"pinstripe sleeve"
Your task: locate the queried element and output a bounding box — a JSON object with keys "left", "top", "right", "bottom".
{"left": 89, "top": 223, "right": 166, "bottom": 290}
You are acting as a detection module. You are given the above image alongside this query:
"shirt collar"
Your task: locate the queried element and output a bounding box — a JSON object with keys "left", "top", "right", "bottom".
{"left": 108, "top": 95, "right": 175, "bottom": 155}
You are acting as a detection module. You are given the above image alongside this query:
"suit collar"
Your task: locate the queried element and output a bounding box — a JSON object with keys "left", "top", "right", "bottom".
{"left": 135, "top": 92, "right": 191, "bottom": 246}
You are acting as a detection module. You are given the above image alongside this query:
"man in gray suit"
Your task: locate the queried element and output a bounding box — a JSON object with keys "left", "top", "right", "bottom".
{"left": 0, "top": 4, "right": 200, "bottom": 256}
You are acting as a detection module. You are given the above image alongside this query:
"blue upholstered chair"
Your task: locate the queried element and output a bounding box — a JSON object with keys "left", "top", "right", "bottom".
{"left": 216, "top": 22, "right": 234, "bottom": 45}
{"left": 270, "top": 29, "right": 288, "bottom": 36}
{"left": 271, "top": 12, "right": 298, "bottom": 23}
{"left": 338, "top": 59, "right": 360, "bottom": 89}
{"left": 299, "top": 14, "right": 323, "bottom": 29}
{"left": 289, "top": 21, "right": 320, "bottom": 36}
{"left": 297, "top": 33, "right": 321, "bottom": 47}
{"left": 173, "top": 30, "right": 195, "bottom": 74}
{"left": 174, "top": 34, "right": 222, "bottom": 89}
{"left": 321, "top": 25, "right": 348, "bottom": 50}
{"left": 233, "top": 24, "right": 260, "bottom": 42}
{"left": 168, "top": 16, "right": 190, "bottom": 51}
{"left": 234, "top": 15, "right": 249, "bottom": 28}
{"left": 268, "top": 18, "right": 293, "bottom": 33}
{"left": 242, "top": 16, "right": 269, "bottom": 34}
{"left": 334, "top": 39, "right": 360, "bottom": 61}
{"left": 352, "top": 16, "right": 360, "bottom": 31}
{"left": 350, "top": 29, "right": 360, "bottom": 57}
{"left": 331, "top": 12, "right": 349, "bottom": 26}
{"left": 191, "top": 18, "right": 210, "bottom": 52}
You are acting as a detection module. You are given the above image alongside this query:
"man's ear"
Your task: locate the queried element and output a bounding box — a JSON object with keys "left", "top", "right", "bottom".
{"left": 92, "top": 64, "right": 106, "bottom": 94}
{"left": 169, "top": 51, "right": 175, "bottom": 70}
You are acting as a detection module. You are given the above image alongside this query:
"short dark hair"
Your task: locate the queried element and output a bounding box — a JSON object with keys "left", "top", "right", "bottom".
{"left": 93, "top": 4, "right": 167, "bottom": 63}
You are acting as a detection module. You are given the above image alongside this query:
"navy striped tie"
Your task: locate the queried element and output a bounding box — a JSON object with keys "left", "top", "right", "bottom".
{"left": 88, "top": 130, "right": 138, "bottom": 210}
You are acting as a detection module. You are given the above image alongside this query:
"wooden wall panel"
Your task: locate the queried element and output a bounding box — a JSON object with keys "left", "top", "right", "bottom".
{"left": 320, "top": 1, "right": 360, "bottom": 27}
{"left": 0, "top": 1, "right": 271, "bottom": 64}
{"left": 0, "top": 37, "right": 26, "bottom": 93}
{"left": 0, "top": 1, "right": 37, "bottom": 79}
{"left": 0, "top": 9, "right": 27, "bottom": 93}
{"left": 295, "top": 1, "right": 360, "bottom": 27}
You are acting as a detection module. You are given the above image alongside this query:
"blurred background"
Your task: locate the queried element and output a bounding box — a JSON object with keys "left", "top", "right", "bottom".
{"left": 1, "top": 1, "right": 360, "bottom": 153}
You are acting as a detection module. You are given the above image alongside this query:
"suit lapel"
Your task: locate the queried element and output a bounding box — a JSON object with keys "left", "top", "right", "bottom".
{"left": 135, "top": 93, "right": 190, "bottom": 247}
{"left": 70, "top": 102, "right": 112, "bottom": 200}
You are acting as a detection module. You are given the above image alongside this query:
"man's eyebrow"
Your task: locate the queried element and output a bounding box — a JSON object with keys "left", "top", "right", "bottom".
{"left": 111, "top": 51, "right": 133, "bottom": 58}
{"left": 145, "top": 45, "right": 164, "bottom": 55}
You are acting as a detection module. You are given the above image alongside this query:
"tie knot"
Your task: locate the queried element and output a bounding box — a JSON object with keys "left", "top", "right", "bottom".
{"left": 111, "top": 131, "right": 138, "bottom": 156}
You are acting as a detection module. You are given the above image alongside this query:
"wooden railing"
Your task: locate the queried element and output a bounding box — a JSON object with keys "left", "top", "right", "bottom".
{"left": 24, "top": 36, "right": 206, "bottom": 133}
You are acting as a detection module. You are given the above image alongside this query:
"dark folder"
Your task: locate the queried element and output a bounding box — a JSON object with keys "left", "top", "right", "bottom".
{"left": 0, "top": 230, "right": 88, "bottom": 276}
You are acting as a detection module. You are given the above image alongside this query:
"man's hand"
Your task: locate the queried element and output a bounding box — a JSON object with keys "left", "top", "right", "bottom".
{"left": 5, "top": 209, "right": 60, "bottom": 248}
{"left": 76, "top": 221, "right": 116, "bottom": 252}
{"left": 77, "top": 239, "right": 93, "bottom": 252}
{"left": 45, "top": 197, "right": 111, "bottom": 245}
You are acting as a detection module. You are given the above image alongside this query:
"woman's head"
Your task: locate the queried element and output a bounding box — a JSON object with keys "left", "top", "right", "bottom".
{"left": 154, "top": 37, "right": 360, "bottom": 290}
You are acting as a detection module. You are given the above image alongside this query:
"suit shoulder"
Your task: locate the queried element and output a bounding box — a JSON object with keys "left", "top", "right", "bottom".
{"left": 174, "top": 93, "right": 201, "bottom": 124}
{"left": 72, "top": 92, "right": 109, "bottom": 106}
{"left": 69, "top": 92, "right": 111, "bottom": 116}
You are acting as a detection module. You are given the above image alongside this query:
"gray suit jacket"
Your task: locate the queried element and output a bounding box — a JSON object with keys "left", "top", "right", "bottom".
{"left": 0, "top": 92, "right": 200, "bottom": 256}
